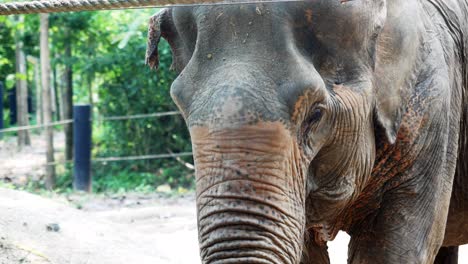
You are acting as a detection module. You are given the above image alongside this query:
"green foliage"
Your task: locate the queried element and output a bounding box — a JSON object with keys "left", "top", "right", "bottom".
{"left": 87, "top": 10, "right": 193, "bottom": 191}
{"left": 92, "top": 162, "right": 194, "bottom": 193}
{"left": 51, "top": 161, "right": 195, "bottom": 194}
{"left": 0, "top": 16, "right": 15, "bottom": 126}
{"left": 0, "top": 10, "right": 194, "bottom": 193}
{"left": 0, "top": 17, "right": 14, "bottom": 80}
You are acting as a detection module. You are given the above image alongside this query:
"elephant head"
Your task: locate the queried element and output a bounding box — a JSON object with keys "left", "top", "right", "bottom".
{"left": 147, "top": 0, "right": 421, "bottom": 263}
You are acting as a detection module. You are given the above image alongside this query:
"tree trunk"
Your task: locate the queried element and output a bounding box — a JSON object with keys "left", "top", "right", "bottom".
{"left": 55, "top": 61, "right": 64, "bottom": 121}
{"left": 35, "top": 61, "right": 42, "bottom": 125}
{"left": 15, "top": 15, "right": 31, "bottom": 147}
{"left": 87, "top": 74, "right": 93, "bottom": 107}
{"left": 27, "top": 56, "right": 42, "bottom": 125}
{"left": 40, "top": 13, "right": 56, "bottom": 189}
{"left": 53, "top": 63, "right": 60, "bottom": 121}
{"left": 63, "top": 30, "right": 73, "bottom": 161}
{"left": 50, "top": 71, "right": 57, "bottom": 114}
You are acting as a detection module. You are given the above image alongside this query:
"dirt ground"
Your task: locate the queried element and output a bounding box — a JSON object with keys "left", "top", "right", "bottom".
{"left": 1, "top": 189, "right": 466, "bottom": 264}
{"left": 0, "top": 132, "right": 66, "bottom": 185}
{"left": 0, "top": 188, "right": 200, "bottom": 264}
{"left": 0, "top": 133, "right": 467, "bottom": 264}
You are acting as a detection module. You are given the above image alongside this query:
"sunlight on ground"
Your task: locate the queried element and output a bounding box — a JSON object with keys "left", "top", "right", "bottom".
{"left": 328, "top": 232, "right": 468, "bottom": 264}
{"left": 329, "top": 232, "right": 350, "bottom": 263}
{"left": 159, "top": 230, "right": 467, "bottom": 263}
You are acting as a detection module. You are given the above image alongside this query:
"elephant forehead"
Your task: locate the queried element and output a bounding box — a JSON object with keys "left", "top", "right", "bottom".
{"left": 177, "top": 1, "right": 384, "bottom": 35}
{"left": 171, "top": 1, "right": 385, "bottom": 71}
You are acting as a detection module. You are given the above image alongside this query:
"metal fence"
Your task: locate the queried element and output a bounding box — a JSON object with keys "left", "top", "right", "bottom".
{"left": 0, "top": 105, "right": 192, "bottom": 191}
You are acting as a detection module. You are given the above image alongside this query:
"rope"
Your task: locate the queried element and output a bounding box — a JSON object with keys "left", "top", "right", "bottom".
{"left": 0, "top": 119, "right": 73, "bottom": 134}
{"left": 46, "top": 159, "right": 73, "bottom": 166}
{"left": 0, "top": 0, "right": 303, "bottom": 15}
{"left": 44, "top": 152, "right": 193, "bottom": 166}
{"left": 0, "top": 111, "right": 181, "bottom": 134}
{"left": 93, "top": 152, "right": 193, "bottom": 162}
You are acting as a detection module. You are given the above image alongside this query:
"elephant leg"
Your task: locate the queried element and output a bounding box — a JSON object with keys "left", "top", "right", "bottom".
{"left": 301, "top": 232, "right": 330, "bottom": 264}
{"left": 347, "top": 174, "right": 453, "bottom": 263}
{"left": 434, "top": 246, "right": 458, "bottom": 264}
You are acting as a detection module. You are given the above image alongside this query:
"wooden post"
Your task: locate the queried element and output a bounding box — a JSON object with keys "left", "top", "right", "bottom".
{"left": 50, "top": 71, "right": 56, "bottom": 114}
{"left": 27, "top": 56, "right": 42, "bottom": 125}
{"left": 52, "top": 66, "right": 60, "bottom": 121}
{"left": 40, "top": 13, "right": 56, "bottom": 189}
{"left": 35, "top": 59, "right": 42, "bottom": 124}
{"left": 73, "top": 104, "right": 91, "bottom": 192}
{"left": 63, "top": 31, "right": 73, "bottom": 161}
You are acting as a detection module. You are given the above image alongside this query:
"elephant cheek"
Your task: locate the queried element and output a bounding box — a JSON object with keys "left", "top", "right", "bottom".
{"left": 190, "top": 123, "right": 307, "bottom": 264}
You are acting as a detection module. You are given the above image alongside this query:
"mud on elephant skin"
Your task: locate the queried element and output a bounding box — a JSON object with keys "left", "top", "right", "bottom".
{"left": 146, "top": 0, "right": 468, "bottom": 263}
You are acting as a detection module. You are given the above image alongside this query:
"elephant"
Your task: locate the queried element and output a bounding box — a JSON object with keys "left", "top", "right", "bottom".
{"left": 146, "top": 0, "right": 468, "bottom": 263}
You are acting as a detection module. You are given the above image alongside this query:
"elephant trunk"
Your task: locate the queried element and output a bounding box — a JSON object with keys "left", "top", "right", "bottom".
{"left": 191, "top": 123, "right": 306, "bottom": 264}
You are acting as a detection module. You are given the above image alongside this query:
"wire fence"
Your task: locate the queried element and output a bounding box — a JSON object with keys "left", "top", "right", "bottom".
{"left": 98, "top": 111, "right": 181, "bottom": 121}
{"left": 0, "top": 119, "right": 73, "bottom": 133}
{"left": 0, "top": 111, "right": 182, "bottom": 133}
{"left": 0, "top": 110, "right": 193, "bottom": 167}
{"left": 45, "top": 152, "right": 194, "bottom": 166}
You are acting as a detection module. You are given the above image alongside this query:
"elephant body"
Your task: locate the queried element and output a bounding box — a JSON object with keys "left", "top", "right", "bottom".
{"left": 346, "top": 1, "right": 468, "bottom": 262}
{"left": 147, "top": 0, "right": 468, "bottom": 263}
{"left": 412, "top": 0, "right": 468, "bottom": 252}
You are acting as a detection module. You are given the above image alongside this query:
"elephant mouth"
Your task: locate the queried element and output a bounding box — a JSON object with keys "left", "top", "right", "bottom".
{"left": 310, "top": 223, "right": 339, "bottom": 244}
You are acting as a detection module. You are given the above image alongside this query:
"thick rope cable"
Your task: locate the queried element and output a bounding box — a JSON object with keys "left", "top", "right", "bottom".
{"left": 0, "top": 0, "right": 302, "bottom": 15}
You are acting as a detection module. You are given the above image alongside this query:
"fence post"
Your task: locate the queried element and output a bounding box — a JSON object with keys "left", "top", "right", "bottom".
{"left": 8, "top": 87, "right": 16, "bottom": 125}
{"left": 0, "top": 82, "right": 3, "bottom": 133}
{"left": 73, "top": 104, "right": 92, "bottom": 192}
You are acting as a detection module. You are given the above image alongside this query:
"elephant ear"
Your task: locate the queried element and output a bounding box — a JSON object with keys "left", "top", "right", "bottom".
{"left": 145, "top": 8, "right": 187, "bottom": 72}
{"left": 373, "top": 1, "right": 422, "bottom": 144}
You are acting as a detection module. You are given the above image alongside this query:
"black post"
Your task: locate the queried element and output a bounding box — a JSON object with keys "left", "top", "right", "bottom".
{"left": 8, "top": 87, "right": 16, "bottom": 125}
{"left": 0, "top": 82, "right": 3, "bottom": 132}
{"left": 73, "top": 104, "right": 92, "bottom": 192}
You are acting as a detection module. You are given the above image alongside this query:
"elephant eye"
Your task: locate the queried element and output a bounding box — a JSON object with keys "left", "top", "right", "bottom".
{"left": 301, "top": 107, "right": 324, "bottom": 137}
{"left": 301, "top": 106, "right": 325, "bottom": 138}
{"left": 308, "top": 108, "right": 323, "bottom": 124}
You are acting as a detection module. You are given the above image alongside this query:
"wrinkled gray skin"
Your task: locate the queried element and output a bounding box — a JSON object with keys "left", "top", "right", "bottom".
{"left": 146, "top": 0, "right": 468, "bottom": 263}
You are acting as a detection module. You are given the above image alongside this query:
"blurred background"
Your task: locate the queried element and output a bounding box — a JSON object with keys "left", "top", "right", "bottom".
{"left": 0, "top": 8, "right": 194, "bottom": 194}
